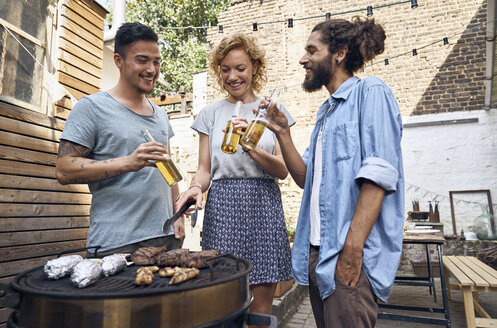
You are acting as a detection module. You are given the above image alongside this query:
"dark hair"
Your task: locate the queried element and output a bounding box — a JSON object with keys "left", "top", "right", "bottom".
{"left": 114, "top": 22, "right": 158, "bottom": 57}
{"left": 312, "top": 17, "right": 385, "bottom": 73}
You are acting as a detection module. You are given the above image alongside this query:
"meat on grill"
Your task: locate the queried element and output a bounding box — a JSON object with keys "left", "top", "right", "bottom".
{"left": 131, "top": 246, "right": 167, "bottom": 265}
{"left": 157, "top": 248, "right": 189, "bottom": 267}
{"left": 157, "top": 249, "right": 218, "bottom": 268}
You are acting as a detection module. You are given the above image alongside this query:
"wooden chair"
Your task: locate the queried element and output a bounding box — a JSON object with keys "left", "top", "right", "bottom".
{"left": 443, "top": 256, "right": 497, "bottom": 328}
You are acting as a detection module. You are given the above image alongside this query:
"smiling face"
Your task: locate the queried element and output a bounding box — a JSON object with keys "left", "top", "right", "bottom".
{"left": 220, "top": 48, "right": 257, "bottom": 103}
{"left": 116, "top": 40, "right": 161, "bottom": 95}
{"left": 299, "top": 31, "right": 334, "bottom": 92}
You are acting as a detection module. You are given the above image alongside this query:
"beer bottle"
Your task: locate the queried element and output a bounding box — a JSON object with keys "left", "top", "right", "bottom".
{"left": 221, "top": 100, "right": 243, "bottom": 154}
{"left": 239, "top": 89, "right": 279, "bottom": 150}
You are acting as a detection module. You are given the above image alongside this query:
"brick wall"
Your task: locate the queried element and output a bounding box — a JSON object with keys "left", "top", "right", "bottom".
{"left": 171, "top": 0, "right": 491, "bottom": 230}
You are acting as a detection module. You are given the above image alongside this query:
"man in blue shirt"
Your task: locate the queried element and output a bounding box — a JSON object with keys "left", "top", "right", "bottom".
{"left": 263, "top": 17, "right": 405, "bottom": 327}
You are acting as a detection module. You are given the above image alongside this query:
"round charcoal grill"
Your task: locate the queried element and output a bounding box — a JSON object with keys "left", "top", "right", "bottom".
{"left": 0, "top": 254, "right": 277, "bottom": 328}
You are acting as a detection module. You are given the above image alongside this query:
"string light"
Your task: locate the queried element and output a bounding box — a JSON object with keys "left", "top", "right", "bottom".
{"left": 253, "top": 23, "right": 258, "bottom": 31}
{"left": 288, "top": 18, "right": 294, "bottom": 28}
{"left": 367, "top": 6, "right": 373, "bottom": 17}
{"left": 385, "top": 58, "right": 389, "bottom": 65}
{"left": 325, "top": 13, "right": 331, "bottom": 21}
{"left": 218, "top": 25, "right": 223, "bottom": 33}
{"left": 443, "top": 37, "right": 449, "bottom": 45}
{"left": 412, "top": 48, "right": 417, "bottom": 56}
{"left": 411, "top": 0, "right": 418, "bottom": 8}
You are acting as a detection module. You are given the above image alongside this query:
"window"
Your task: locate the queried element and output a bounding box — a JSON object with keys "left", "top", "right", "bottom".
{"left": 0, "top": 0, "right": 50, "bottom": 111}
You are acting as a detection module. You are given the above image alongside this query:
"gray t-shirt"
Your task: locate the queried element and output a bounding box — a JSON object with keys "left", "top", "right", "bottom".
{"left": 192, "top": 98, "right": 295, "bottom": 180}
{"left": 60, "top": 91, "right": 175, "bottom": 252}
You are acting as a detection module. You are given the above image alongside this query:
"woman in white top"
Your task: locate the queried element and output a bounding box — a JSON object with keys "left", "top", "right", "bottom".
{"left": 176, "top": 33, "right": 294, "bottom": 319}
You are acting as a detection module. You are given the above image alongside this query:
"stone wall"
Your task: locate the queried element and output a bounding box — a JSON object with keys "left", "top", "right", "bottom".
{"left": 169, "top": 0, "right": 496, "bottom": 232}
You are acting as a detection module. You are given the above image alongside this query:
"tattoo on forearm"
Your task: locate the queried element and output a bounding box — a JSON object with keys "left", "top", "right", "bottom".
{"left": 58, "top": 140, "right": 91, "bottom": 158}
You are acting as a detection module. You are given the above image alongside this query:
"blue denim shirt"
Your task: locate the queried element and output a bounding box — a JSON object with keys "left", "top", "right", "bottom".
{"left": 292, "top": 76, "right": 405, "bottom": 302}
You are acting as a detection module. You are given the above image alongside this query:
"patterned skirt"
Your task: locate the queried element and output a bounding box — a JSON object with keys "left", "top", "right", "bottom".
{"left": 202, "top": 178, "right": 293, "bottom": 285}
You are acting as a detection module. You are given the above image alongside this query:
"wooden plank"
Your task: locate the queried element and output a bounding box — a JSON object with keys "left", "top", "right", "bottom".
{"left": 0, "top": 217, "right": 89, "bottom": 232}
{"left": 0, "top": 256, "right": 54, "bottom": 277}
{"left": 0, "top": 228, "right": 89, "bottom": 247}
{"left": 0, "top": 115, "right": 62, "bottom": 142}
{"left": 0, "top": 145, "right": 57, "bottom": 165}
{"left": 64, "top": 0, "right": 104, "bottom": 30}
{"left": 0, "top": 189, "right": 92, "bottom": 204}
{"left": 475, "top": 318, "right": 497, "bottom": 327}
{"left": 0, "top": 276, "right": 13, "bottom": 285}
{"left": 0, "top": 131, "right": 59, "bottom": 154}
{"left": 150, "top": 93, "right": 194, "bottom": 106}
{"left": 0, "top": 240, "right": 87, "bottom": 262}
{"left": 79, "top": 0, "right": 108, "bottom": 18}
{"left": 0, "top": 204, "right": 90, "bottom": 218}
{"left": 443, "top": 256, "right": 474, "bottom": 286}
{"left": 60, "top": 23, "right": 102, "bottom": 53}
{"left": 452, "top": 256, "right": 489, "bottom": 287}
{"left": 0, "top": 174, "right": 89, "bottom": 193}
{"left": 466, "top": 257, "right": 497, "bottom": 286}
{"left": 0, "top": 309, "right": 12, "bottom": 326}
{"left": 0, "top": 159, "right": 55, "bottom": 178}
{"left": 0, "top": 101, "right": 65, "bottom": 131}
{"left": 54, "top": 105, "right": 71, "bottom": 120}
{"left": 60, "top": 5, "right": 104, "bottom": 41}
{"left": 61, "top": 83, "right": 90, "bottom": 100}
{"left": 59, "top": 59, "right": 101, "bottom": 89}
{"left": 55, "top": 94, "right": 74, "bottom": 111}
{"left": 58, "top": 38, "right": 102, "bottom": 69}
{"left": 59, "top": 50, "right": 102, "bottom": 79}
{"left": 59, "top": 72, "right": 100, "bottom": 95}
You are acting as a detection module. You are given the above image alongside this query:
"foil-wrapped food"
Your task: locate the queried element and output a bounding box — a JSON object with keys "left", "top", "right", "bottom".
{"left": 71, "top": 259, "right": 102, "bottom": 288}
{"left": 101, "top": 254, "right": 127, "bottom": 277}
{"left": 44, "top": 255, "right": 83, "bottom": 280}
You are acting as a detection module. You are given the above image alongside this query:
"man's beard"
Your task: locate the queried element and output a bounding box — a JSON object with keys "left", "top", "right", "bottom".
{"left": 302, "top": 58, "right": 332, "bottom": 92}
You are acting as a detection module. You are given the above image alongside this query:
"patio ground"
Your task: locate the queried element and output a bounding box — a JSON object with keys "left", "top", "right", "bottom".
{"left": 279, "top": 278, "right": 497, "bottom": 327}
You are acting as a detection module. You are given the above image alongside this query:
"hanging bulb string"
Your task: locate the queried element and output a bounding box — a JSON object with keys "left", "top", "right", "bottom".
{"left": 406, "top": 182, "right": 497, "bottom": 207}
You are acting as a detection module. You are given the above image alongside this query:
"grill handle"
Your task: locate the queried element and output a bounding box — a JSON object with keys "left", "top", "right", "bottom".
{"left": 203, "top": 253, "right": 241, "bottom": 281}
{"left": 0, "top": 283, "right": 20, "bottom": 309}
{"left": 57, "top": 245, "right": 102, "bottom": 258}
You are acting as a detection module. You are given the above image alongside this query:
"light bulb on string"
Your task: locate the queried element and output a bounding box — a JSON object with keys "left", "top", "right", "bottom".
{"left": 253, "top": 23, "right": 258, "bottom": 31}
{"left": 411, "top": 0, "right": 418, "bottom": 8}
{"left": 367, "top": 6, "right": 373, "bottom": 17}
{"left": 412, "top": 48, "right": 417, "bottom": 56}
{"left": 443, "top": 37, "right": 449, "bottom": 45}
{"left": 288, "top": 18, "right": 294, "bottom": 28}
{"left": 385, "top": 58, "right": 389, "bottom": 65}
{"left": 218, "top": 25, "right": 223, "bottom": 33}
{"left": 325, "top": 13, "right": 331, "bottom": 21}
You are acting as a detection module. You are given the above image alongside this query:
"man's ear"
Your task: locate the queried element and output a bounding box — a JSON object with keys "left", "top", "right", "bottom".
{"left": 114, "top": 53, "right": 123, "bottom": 69}
{"left": 335, "top": 46, "right": 348, "bottom": 64}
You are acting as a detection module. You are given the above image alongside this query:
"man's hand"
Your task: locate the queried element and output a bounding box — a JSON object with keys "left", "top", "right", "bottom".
{"left": 259, "top": 97, "right": 289, "bottom": 135}
{"left": 173, "top": 216, "right": 185, "bottom": 240}
{"left": 125, "top": 141, "right": 170, "bottom": 172}
{"left": 335, "top": 242, "right": 363, "bottom": 287}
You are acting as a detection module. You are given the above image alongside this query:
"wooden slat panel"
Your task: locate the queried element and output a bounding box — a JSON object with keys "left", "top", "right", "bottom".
{"left": 60, "top": 50, "right": 102, "bottom": 79}
{"left": 0, "top": 228, "right": 89, "bottom": 247}
{"left": 0, "top": 145, "right": 57, "bottom": 165}
{"left": 0, "top": 276, "right": 14, "bottom": 285}
{"left": 0, "top": 115, "right": 62, "bottom": 141}
{"left": 60, "top": 24, "right": 102, "bottom": 54}
{"left": 60, "top": 5, "right": 103, "bottom": 42}
{"left": 79, "top": 0, "right": 108, "bottom": 18}
{"left": 451, "top": 256, "right": 489, "bottom": 287}
{"left": 0, "top": 256, "right": 54, "bottom": 277}
{"left": 55, "top": 94, "right": 74, "bottom": 111}
{"left": 65, "top": 0, "right": 104, "bottom": 30}
{"left": 0, "top": 101, "right": 65, "bottom": 131}
{"left": 55, "top": 105, "right": 70, "bottom": 120}
{"left": 0, "top": 159, "right": 55, "bottom": 178}
{"left": 0, "top": 216, "right": 90, "bottom": 232}
{"left": 59, "top": 60, "right": 101, "bottom": 89}
{"left": 59, "top": 72, "right": 100, "bottom": 95}
{"left": 0, "top": 189, "right": 91, "bottom": 204}
{"left": 443, "top": 256, "right": 474, "bottom": 286}
{"left": 0, "top": 131, "right": 59, "bottom": 154}
{"left": 466, "top": 257, "right": 497, "bottom": 286}
{"left": 0, "top": 204, "right": 90, "bottom": 217}
{"left": 0, "top": 174, "right": 89, "bottom": 193}
{"left": 0, "top": 240, "right": 87, "bottom": 262}
{"left": 62, "top": 83, "right": 89, "bottom": 100}
{"left": 59, "top": 38, "right": 102, "bottom": 69}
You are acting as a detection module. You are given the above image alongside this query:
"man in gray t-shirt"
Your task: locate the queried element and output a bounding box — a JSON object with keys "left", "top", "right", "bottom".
{"left": 56, "top": 23, "right": 184, "bottom": 255}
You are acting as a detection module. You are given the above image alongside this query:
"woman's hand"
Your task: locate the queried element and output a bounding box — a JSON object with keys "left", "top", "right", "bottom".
{"left": 232, "top": 117, "right": 249, "bottom": 135}
{"left": 175, "top": 186, "right": 204, "bottom": 215}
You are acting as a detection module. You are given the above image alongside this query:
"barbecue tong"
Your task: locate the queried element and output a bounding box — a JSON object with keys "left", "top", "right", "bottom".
{"left": 162, "top": 200, "right": 197, "bottom": 234}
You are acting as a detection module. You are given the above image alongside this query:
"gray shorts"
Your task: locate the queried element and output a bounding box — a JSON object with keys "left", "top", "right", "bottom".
{"left": 308, "top": 245, "right": 378, "bottom": 328}
{"left": 88, "top": 235, "right": 183, "bottom": 258}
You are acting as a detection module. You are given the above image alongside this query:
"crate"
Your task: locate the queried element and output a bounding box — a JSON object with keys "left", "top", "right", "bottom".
{"left": 411, "top": 260, "right": 441, "bottom": 277}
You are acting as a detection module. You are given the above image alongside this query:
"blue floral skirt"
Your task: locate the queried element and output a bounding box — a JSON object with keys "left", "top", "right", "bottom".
{"left": 202, "top": 178, "right": 293, "bottom": 285}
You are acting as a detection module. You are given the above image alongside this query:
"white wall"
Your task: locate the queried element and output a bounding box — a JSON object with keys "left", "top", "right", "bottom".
{"left": 101, "top": 46, "right": 119, "bottom": 91}
{"left": 192, "top": 71, "right": 206, "bottom": 116}
{"left": 401, "top": 109, "right": 497, "bottom": 235}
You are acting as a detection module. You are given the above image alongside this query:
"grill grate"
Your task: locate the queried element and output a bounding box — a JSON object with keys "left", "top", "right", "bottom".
{"left": 12, "top": 254, "right": 251, "bottom": 298}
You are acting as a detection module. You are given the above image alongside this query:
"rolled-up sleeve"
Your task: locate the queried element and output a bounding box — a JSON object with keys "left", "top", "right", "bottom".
{"left": 355, "top": 83, "right": 403, "bottom": 194}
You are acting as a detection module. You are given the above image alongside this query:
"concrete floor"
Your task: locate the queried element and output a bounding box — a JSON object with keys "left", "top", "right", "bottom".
{"left": 282, "top": 279, "right": 497, "bottom": 327}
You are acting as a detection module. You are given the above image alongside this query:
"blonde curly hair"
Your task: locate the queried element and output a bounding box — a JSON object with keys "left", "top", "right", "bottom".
{"left": 209, "top": 33, "right": 267, "bottom": 94}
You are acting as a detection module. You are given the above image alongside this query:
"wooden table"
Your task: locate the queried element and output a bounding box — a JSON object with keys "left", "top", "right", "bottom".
{"left": 377, "top": 233, "right": 452, "bottom": 327}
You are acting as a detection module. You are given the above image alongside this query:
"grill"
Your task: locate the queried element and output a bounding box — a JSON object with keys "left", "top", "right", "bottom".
{"left": 1, "top": 253, "right": 277, "bottom": 328}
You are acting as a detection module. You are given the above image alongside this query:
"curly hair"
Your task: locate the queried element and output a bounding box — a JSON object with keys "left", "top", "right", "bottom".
{"left": 312, "top": 17, "right": 386, "bottom": 74}
{"left": 209, "top": 33, "right": 267, "bottom": 93}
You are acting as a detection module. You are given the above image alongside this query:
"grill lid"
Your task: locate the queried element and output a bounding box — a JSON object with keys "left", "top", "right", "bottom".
{"left": 11, "top": 254, "right": 252, "bottom": 298}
